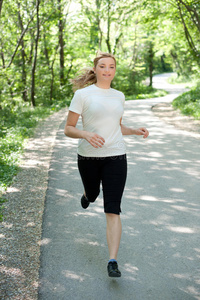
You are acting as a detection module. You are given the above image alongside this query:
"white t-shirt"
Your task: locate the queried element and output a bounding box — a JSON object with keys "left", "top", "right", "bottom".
{"left": 69, "top": 84, "right": 126, "bottom": 157}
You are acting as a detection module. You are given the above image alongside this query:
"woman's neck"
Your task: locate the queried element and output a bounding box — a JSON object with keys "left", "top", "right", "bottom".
{"left": 95, "top": 81, "right": 111, "bottom": 89}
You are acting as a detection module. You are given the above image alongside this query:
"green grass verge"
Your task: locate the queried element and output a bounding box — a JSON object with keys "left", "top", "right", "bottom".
{"left": 125, "top": 87, "right": 167, "bottom": 100}
{"left": 172, "top": 86, "right": 200, "bottom": 120}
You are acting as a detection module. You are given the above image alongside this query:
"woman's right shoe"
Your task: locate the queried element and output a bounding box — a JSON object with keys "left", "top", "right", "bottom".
{"left": 107, "top": 261, "right": 121, "bottom": 277}
{"left": 81, "top": 194, "right": 90, "bottom": 209}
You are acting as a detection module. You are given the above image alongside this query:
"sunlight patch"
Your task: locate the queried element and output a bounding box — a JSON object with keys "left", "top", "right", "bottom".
{"left": 123, "top": 263, "right": 138, "bottom": 274}
{"left": 38, "top": 238, "right": 52, "bottom": 245}
{"left": 170, "top": 188, "right": 185, "bottom": 193}
{"left": 0, "top": 266, "right": 25, "bottom": 278}
{"left": 140, "top": 195, "right": 158, "bottom": 201}
{"left": 166, "top": 226, "right": 197, "bottom": 234}
{"left": 62, "top": 270, "right": 90, "bottom": 282}
{"left": 147, "top": 152, "right": 163, "bottom": 158}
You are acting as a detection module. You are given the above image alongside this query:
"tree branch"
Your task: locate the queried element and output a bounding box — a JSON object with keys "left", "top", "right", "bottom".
{"left": 6, "top": 12, "right": 36, "bottom": 68}
{"left": 176, "top": 0, "right": 199, "bottom": 58}
{"left": 178, "top": 0, "right": 200, "bottom": 33}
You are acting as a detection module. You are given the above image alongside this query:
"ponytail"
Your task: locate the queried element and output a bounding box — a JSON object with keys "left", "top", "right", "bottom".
{"left": 70, "top": 67, "right": 97, "bottom": 92}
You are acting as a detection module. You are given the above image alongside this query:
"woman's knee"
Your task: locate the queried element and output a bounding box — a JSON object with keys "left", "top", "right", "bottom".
{"left": 86, "top": 189, "right": 100, "bottom": 203}
{"left": 106, "top": 213, "right": 121, "bottom": 223}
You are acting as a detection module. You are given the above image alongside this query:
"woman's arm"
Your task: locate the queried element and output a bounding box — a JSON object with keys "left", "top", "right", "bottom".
{"left": 120, "top": 118, "right": 149, "bottom": 138}
{"left": 64, "top": 111, "right": 105, "bottom": 148}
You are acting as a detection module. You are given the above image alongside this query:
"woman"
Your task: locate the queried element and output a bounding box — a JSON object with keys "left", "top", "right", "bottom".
{"left": 64, "top": 52, "right": 149, "bottom": 278}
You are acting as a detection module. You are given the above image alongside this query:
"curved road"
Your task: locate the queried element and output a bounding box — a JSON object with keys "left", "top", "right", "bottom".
{"left": 39, "top": 74, "right": 200, "bottom": 300}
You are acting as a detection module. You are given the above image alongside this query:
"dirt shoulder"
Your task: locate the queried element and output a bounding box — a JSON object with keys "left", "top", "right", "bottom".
{"left": 0, "top": 108, "right": 68, "bottom": 300}
{"left": 152, "top": 102, "right": 200, "bottom": 135}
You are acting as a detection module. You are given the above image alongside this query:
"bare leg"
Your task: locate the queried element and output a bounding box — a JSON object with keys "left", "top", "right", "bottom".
{"left": 106, "top": 213, "right": 122, "bottom": 260}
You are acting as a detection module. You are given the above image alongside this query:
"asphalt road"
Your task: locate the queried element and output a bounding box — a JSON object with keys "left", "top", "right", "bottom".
{"left": 38, "top": 74, "right": 200, "bottom": 300}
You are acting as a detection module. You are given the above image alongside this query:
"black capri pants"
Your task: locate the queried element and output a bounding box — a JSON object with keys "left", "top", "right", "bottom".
{"left": 77, "top": 154, "right": 127, "bottom": 215}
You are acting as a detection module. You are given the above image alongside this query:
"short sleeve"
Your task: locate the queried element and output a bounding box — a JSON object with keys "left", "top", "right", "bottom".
{"left": 121, "top": 92, "right": 125, "bottom": 106}
{"left": 69, "top": 90, "right": 83, "bottom": 115}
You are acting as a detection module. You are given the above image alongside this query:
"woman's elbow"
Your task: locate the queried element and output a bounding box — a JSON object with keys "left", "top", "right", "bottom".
{"left": 64, "top": 126, "right": 70, "bottom": 136}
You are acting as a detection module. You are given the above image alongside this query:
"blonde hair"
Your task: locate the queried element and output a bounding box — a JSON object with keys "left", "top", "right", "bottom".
{"left": 71, "top": 51, "right": 116, "bottom": 91}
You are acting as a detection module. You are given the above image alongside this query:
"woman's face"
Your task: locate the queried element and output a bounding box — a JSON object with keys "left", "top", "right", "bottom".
{"left": 94, "top": 57, "right": 116, "bottom": 83}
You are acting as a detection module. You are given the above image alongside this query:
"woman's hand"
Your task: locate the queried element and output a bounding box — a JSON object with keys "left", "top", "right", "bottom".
{"left": 83, "top": 131, "right": 105, "bottom": 148}
{"left": 136, "top": 127, "right": 149, "bottom": 138}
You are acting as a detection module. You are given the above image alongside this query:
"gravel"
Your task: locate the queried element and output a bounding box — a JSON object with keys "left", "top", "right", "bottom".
{"left": 0, "top": 108, "right": 67, "bottom": 300}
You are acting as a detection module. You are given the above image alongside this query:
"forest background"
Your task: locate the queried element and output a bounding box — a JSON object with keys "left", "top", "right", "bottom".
{"left": 0, "top": 0, "right": 200, "bottom": 214}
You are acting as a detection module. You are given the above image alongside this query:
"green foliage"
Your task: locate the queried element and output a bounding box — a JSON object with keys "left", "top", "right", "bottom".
{"left": 1, "top": 0, "right": 199, "bottom": 110}
{"left": 112, "top": 63, "right": 146, "bottom": 95}
{"left": 168, "top": 73, "right": 199, "bottom": 89}
{"left": 0, "top": 100, "right": 69, "bottom": 194}
{"left": 125, "top": 87, "right": 167, "bottom": 100}
{"left": 172, "top": 86, "right": 200, "bottom": 120}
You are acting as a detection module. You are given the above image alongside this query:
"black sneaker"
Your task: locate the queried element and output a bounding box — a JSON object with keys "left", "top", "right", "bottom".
{"left": 107, "top": 261, "right": 121, "bottom": 277}
{"left": 81, "top": 194, "right": 90, "bottom": 209}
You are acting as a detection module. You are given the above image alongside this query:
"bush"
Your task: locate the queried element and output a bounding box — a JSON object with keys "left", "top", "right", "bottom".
{"left": 112, "top": 64, "right": 146, "bottom": 95}
{"left": 0, "top": 99, "right": 69, "bottom": 194}
{"left": 172, "top": 86, "right": 200, "bottom": 119}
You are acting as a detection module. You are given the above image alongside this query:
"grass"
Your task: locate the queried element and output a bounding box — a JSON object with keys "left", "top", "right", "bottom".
{"left": 168, "top": 73, "right": 198, "bottom": 89}
{"left": 172, "top": 86, "right": 200, "bottom": 120}
{"left": 0, "top": 99, "right": 69, "bottom": 220}
{"left": 125, "top": 86, "right": 167, "bottom": 100}
{"left": 168, "top": 73, "right": 200, "bottom": 120}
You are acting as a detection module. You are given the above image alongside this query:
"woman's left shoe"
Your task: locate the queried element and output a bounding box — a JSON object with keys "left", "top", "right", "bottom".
{"left": 107, "top": 261, "right": 121, "bottom": 277}
{"left": 81, "top": 194, "right": 90, "bottom": 209}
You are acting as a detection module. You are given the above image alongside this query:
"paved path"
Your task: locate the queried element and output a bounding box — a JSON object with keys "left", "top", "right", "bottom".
{"left": 38, "top": 74, "right": 200, "bottom": 300}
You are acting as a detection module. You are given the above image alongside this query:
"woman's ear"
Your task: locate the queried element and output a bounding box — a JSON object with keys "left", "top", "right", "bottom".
{"left": 93, "top": 67, "right": 96, "bottom": 74}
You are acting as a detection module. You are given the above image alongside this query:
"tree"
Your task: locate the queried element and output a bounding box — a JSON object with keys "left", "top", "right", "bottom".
{"left": 0, "top": 0, "right": 3, "bottom": 17}
{"left": 58, "top": 0, "right": 65, "bottom": 86}
{"left": 17, "top": 0, "right": 28, "bottom": 102}
{"left": 31, "top": 0, "right": 40, "bottom": 107}
{"left": 175, "top": 0, "right": 200, "bottom": 62}
{"left": 0, "top": 0, "right": 199, "bottom": 110}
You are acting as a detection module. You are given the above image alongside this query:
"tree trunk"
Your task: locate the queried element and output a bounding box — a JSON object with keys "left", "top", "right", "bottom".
{"left": 95, "top": 0, "right": 102, "bottom": 50}
{"left": 58, "top": 0, "right": 65, "bottom": 86}
{"left": 130, "top": 21, "right": 138, "bottom": 69}
{"left": 50, "top": 63, "right": 55, "bottom": 105}
{"left": 43, "top": 33, "right": 50, "bottom": 67}
{"left": 170, "top": 50, "right": 182, "bottom": 76}
{"left": 7, "top": 13, "right": 35, "bottom": 68}
{"left": 113, "top": 33, "right": 122, "bottom": 55}
{"left": 1, "top": 51, "right": 14, "bottom": 98}
{"left": 178, "top": 0, "right": 200, "bottom": 33}
{"left": 49, "top": 45, "right": 59, "bottom": 104}
{"left": 106, "top": 0, "right": 111, "bottom": 53}
{"left": 17, "top": 1, "right": 28, "bottom": 102}
{"left": 176, "top": 0, "right": 199, "bottom": 61}
{"left": 148, "top": 41, "right": 154, "bottom": 87}
{"left": 31, "top": 0, "right": 40, "bottom": 107}
{"left": 161, "top": 54, "right": 166, "bottom": 72}
{"left": 0, "top": 0, "right": 3, "bottom": 17}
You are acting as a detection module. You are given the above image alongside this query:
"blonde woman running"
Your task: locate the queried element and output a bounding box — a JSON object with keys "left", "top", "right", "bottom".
{"left": 64, "top": 52, "right": 149, "bottom": 277}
